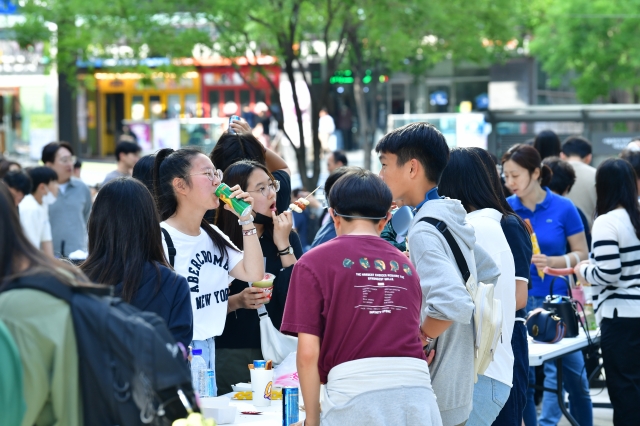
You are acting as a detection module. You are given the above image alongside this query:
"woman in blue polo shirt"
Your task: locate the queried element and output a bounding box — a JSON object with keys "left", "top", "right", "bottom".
{"left": 502, "top": 144, "right": 592, "bottom": 426}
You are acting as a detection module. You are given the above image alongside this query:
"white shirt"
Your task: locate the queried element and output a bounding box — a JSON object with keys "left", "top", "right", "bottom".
{"left": 18, "top": 194, "right": 52, "bottom": 249}
{"left": 580, "top": 208, "right": 640, "bottom": 322}
{"left": 467, "top": 208, "right": 516, "bottom": 387}
{"left": 58, "top": 182, "right": 70, "bottom": 194}
{"left": 318, "top": 114, "right": 336, "bottom": 134}
{"left": 160, "top": 222, "right": 243, "bottom": 341}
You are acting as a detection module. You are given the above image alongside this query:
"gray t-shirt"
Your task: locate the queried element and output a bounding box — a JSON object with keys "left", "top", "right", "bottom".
{"left": 102, "top": 170, "right": 129, "bottom": 186}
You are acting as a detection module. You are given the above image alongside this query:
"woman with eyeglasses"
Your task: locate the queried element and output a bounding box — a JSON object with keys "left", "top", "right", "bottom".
{"left": 154, "top": 149, "right": 265, "bottom": 396}
{"left": 213, "top": 160, "right": 302, "bottom": 394}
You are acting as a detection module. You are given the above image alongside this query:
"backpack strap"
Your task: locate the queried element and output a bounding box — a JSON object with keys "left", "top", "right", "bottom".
{"left": 419, "top": 217, "right": 471, "bottom": 282}
{"left": 161, "top": 228, "right": 176, "bottom": 268}
{"left": 1, "top": 275, "right": 74, "bottom": 304}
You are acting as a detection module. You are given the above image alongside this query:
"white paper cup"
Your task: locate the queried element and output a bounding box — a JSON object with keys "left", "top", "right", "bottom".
{"left": 250, "top": 369, "right": 273, "bottom": 407}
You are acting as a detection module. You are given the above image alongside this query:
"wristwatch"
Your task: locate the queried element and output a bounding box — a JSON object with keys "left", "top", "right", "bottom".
{"left": 277, "top": 246, "right": 294, "bottom": 256}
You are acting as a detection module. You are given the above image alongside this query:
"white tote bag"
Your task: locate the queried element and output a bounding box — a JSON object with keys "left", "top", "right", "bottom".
{"left": 258, "top": 306, "right": 298, "bottom": 365}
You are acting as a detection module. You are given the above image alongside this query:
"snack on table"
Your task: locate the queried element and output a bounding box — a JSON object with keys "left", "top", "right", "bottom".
{"left": 288, "top": 198, "right": 310, "bottom": 213}
{"left": 233, "top": 391, "right": 253, "bottom": 400}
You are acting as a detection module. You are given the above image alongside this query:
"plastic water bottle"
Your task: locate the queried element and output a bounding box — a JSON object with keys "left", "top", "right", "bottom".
{"left": 190, "top": 349, "right": 207, "bottom": 396}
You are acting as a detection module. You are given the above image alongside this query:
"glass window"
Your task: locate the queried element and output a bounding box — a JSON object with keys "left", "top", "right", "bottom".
{"left": 149, "top": 95, "right": 164, "bottom": 119}
{"left": 224, "top": 90, "right": 235, "bottom": 103}
{"left": 167, "top": 94, "right": 181, "bottom": 119}
{"left": 209, "top": 91, "right": 220, "bottom": 117}
{"left": 240, "top": 90, "right": 251, "bottom": 107}
{"left": 131, "top": 95, "right": 145, "bottom": 120}
{"left": 185, "top": 94, "right": 197, "bottom": 118}
{"left": 256, "top": 90, "right": 266, "bottom": 103}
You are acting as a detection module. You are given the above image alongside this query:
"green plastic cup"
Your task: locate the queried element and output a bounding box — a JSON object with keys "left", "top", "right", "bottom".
{"left": 215, "top": 183, "right": 252, "bottom": 217}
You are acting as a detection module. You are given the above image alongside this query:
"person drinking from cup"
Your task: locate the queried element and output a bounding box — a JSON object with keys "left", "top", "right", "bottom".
{"left": 214, "top": 160, "right": 302, "bottom": 394}
{"left": 153, "top": 148, "right": 264, "bottom": 396}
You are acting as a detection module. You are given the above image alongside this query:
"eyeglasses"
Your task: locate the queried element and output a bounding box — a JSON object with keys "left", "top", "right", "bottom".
{"left": 58, "top": 155, "right": 77, "bottom": 165}
{"left": 189, "top": 168, "right": 223, "bottom": 182}
{"left": 247, "top": 180, "right": 280, "bottom": 197}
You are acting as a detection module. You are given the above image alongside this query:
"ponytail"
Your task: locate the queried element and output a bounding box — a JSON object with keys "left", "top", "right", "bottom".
{"left": 539, "top": 164, "right": 553, "bottom": 187}
{"left": 153, "top": 147, "right": 238, "bottom": 262}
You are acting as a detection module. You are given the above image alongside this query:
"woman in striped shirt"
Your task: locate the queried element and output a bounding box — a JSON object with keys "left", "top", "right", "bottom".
{"left": 575, "top": 158, "right": 640, "bottom": 426}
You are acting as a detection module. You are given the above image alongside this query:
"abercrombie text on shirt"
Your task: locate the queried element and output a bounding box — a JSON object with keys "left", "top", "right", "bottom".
{"left": 161, "top": 222, "right": 242, "bottom": 340}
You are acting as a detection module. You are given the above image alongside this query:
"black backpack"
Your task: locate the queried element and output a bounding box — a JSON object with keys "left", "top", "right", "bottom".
{"left": 1, "top": 274, "right": 197, "bottom": 425}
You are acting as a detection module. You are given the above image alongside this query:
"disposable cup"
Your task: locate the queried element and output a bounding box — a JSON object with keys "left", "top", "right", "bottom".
{"left": 249, "top": 368, "right": 273, "bottom": 407}
{"left": 251, "top": 273, "right": 275, "bottom": 303}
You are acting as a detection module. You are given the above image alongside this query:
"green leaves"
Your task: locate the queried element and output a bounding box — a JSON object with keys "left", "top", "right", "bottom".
{"left": 530, "top": 0, "right": 640, "bottom": 102}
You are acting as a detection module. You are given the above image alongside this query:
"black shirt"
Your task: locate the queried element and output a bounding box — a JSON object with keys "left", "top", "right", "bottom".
{"left": 215, "top": 230, "right": 303, "bottom": 349}
{"left": 501, "top": 214, "right": 533, "bottom": 319}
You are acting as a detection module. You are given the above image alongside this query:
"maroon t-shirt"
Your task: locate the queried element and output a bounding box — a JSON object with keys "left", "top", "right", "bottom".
{"left": 281, "top": 234, "right": 427, "bottom": 383}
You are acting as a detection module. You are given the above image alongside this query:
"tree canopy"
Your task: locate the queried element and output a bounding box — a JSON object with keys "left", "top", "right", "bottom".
{"left": 529, "top": 0, "right": 640, "bottom": 102}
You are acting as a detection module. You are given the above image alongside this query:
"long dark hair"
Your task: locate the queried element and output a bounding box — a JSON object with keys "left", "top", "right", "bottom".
{"left": 439, "top": 148, "right": 510, "bottom": 215}
{"left": 471, "top": 147, "right": 530, "bottom": 233}
{"left": 210, "top": 133, "right": 266, "bottom": 172}
{"left": 534, "top": 130, "right": 561, "bottom": 160}
{"left": 81, "top": 178, "right": 170, "bottom": 302}
{"left": 502, "top": 144, "right": 553, "bottom": 188}
{"left": 153, "top": 148, "right": 236, "bottom": 261}
{"left": 596, "top": 158, "right": 640, "bottom": 239}
{"left": 0, "top": 182, "right": 90, "bottom": 287}
{"left": 215, "top": 160, "right": 274, "bottom": 250}
{"left": 132, "top": 154, "right": 156, "bottom": 195}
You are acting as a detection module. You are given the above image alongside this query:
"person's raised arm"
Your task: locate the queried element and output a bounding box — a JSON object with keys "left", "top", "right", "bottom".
{"left": 230, "top": 119, "right": 290, "bottom": 175}
{"left": 226, "top": 186, "right": 265, "bottom": 283}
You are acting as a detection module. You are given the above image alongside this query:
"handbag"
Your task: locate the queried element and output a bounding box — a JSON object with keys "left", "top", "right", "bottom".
{"left": 526, "top": 308, "right": 566, "bottom": 343}
{"left": 543, "top": 276, "right": 580, "bottom": 338}
{"left": 258, "top": 306, "right": 298, "bottom": 365}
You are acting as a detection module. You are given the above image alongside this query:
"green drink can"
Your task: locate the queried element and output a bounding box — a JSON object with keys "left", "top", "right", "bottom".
{"left": 215, "top": 183, "right": 252, "bottom": 217}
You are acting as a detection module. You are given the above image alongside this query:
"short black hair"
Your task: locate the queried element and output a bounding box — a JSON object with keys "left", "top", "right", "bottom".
{"left": 331, "top": 150, "right": 348, "bottom": 166}
{"left": 324, "top": 166, "right": 356, "bottom": 199}
{"left": 74, "top": 159, "right": 82, "bottom": 169}
{"left": 620, "top": 149, "right": 640, "bottom": 177}
{"left": 115, "top": 141, "right": 141, "bottom": 162}
{"left": 534, "top": 130, "right": 561, "bottom": 160}
{"left": 328, "top": 168, "right": 392, "bottom": 223}
{"left": 543, "top": 157, "right": 576, "bottom": 195}
{"left": 27, "top": 167, "right": 58, "bottom": 194}
{"left": 42, "top": 141, "right": 74, "bottom": 164}
{"left": 3, "top": 171, "right": 32, "bottom": 195}
{"left": 375, "top": 122, "right": 450, "bottom": 184}
{"left": 561, "top": 136, "right": 592, "bottom": 159}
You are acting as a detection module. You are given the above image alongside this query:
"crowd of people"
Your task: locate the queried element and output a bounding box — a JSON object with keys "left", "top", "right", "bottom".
{"left": 1, "top": 119, "right": 639, "bottom": 426}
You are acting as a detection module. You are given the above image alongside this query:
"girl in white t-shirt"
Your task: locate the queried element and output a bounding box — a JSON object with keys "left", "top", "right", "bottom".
{"left": 439, "top": 148, "right": 517, "bottom": 425}
{"left": 154, "top": 148, "right": 265, "bottom": 395}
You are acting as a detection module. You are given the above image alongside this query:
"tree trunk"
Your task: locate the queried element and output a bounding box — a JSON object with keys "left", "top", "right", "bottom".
{"left": 352, "top": 74, "right": 369, "bottom": 168}
{"left": 283, "top": 58, "right": 310, "bottom": 189}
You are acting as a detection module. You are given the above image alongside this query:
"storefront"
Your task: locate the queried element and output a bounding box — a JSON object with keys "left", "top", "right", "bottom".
{"left": 0, "top": 40, "right": 56, "bottom": 160}
{"left": 94, "top": 71, "right": 201, "bottom": 156}
{"left": 197, "top": 61, "right": 280, "bottom": 118}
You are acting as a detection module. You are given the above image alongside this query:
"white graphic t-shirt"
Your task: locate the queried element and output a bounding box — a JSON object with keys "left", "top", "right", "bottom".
{"left": 160, "top": 222, "right": 243, "bottom": 341}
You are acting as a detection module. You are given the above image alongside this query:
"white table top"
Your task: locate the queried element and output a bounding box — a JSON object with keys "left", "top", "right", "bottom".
{"left": 216, "top": 394, "right": 306, "bottom": 425}
{"left": 528, "top": 329, "right": 600, "bottom": 367}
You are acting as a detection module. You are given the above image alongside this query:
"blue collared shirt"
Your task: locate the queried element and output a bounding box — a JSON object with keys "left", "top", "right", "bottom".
{"left": 413, "top": 187, "right": 441, "bottom": 213}
{"left": 507, "top": 187, "right": 584, "bottom": 297}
